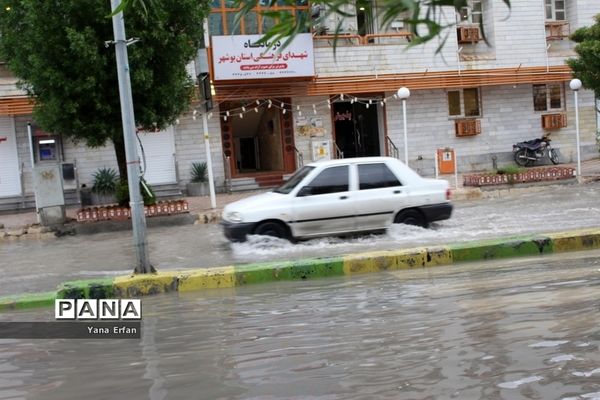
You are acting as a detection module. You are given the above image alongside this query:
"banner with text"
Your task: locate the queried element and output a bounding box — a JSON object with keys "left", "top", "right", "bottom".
{"left": 211, "top": 34, "right": 315, "bottom": 81}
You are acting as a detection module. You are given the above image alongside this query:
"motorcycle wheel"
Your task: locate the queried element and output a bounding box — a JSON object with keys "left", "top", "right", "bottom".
{"left": 514, "top": 148, "right": 532, "bottom": 167}
{"left": 550, "top": 148, "right": 560, "bottom": 165}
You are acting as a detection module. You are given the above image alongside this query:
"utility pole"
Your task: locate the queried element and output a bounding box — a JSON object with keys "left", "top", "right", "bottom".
{"left": 110, "top": 0, "right": 154, "bottom": 274}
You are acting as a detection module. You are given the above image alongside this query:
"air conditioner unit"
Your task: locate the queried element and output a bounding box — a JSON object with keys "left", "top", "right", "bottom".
{"left": 541, "top": 113, "right": 567, "bottom": 130}
{"left": 455, "top": 119, "right": 481, "bottom": 137}
{"left": 390, "top": 20, "right": 404, "bottom": 30}
{"left": 457, "top": 26, "right": 480, "bottom": 44}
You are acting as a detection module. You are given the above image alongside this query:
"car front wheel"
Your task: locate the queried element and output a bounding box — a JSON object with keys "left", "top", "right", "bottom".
{"left": 394, "top": 209, "right": 427, "bottom": 228}
{"left": 253, "top": 221, "right": 290, "bottom": 240}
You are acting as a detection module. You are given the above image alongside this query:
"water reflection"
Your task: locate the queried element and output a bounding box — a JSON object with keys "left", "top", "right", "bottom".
{"left": 1, "top": 252, "right": 600, "bottom": 399}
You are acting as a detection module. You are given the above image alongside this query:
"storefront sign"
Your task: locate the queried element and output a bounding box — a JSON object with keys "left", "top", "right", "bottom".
{"left": 212, "top": 34, "right": 315, "bottom": 80}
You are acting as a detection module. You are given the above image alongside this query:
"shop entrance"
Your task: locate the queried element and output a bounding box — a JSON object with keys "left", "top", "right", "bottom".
{"left": 220, "top": 99, "right": 296, "bottom": 177}
{"left": 333, "top": 100, "right": 381, "bottom": 158}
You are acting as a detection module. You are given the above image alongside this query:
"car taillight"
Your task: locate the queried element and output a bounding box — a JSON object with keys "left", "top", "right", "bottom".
{"left": 446, "top": 188, "right": 452, "bottom": 200}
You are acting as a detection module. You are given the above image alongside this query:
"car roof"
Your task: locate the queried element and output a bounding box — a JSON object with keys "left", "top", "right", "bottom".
{"left": 306, "top": 156, "right": 400, "bottom": 167}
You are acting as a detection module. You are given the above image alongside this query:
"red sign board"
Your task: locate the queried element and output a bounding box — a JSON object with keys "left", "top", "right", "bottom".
{"left": 0, "top": 136, "right": 7, "bottom": 143}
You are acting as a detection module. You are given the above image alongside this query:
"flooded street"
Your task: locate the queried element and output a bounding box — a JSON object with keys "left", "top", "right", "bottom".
{"left": 2, "top": 250, "right": 600, "bottom": 399}
{"left": 2, "top": 182, "right": 600, "bottom": 296}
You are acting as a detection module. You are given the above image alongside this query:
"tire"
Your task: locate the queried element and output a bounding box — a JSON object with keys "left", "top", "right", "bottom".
{"left": 549, "top": 148, "right": 560, "bottom": 165}
{"left": 253, "top": 221, "right": 290, "bottom": 240}
{"left": 394, "top": 209, "right": 427, "bottom": 228}
{"left": 514, "top": 148, "right": 532, "bottom": 167}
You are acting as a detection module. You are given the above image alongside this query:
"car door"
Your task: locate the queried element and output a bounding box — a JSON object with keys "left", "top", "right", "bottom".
{"left": 352, "top": 162, "right": 408, "bottom": 230}
{"left": 290, "top": 165, "right": 356, "bottom": 237}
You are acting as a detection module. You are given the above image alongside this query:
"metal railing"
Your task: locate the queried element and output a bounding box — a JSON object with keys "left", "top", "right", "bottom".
{"left": 334, "top": 143, "right": 344, "bottom": 159}
{"left": 293, "top": 146, "right": 304, "bottom": 169}
{"left": 222, "top": 152, "right": 232, "bottom": 193}
{"left": 386, "top": 136, "right": 400, "bottom": 159}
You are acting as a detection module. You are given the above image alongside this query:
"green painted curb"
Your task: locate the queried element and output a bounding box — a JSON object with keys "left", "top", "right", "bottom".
{"left": 1, "top": 229, "right": 600, "bottom": 311}
{"left": 0, "top": 291, "right": 57, "bottom": 311}
{"left": 57, "top": 278, "right": 115, "bottom": 299}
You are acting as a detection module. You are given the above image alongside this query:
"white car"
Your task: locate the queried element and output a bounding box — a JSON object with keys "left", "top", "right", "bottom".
{"left": 221, "top": 156, "right": 453, "bottom": 242}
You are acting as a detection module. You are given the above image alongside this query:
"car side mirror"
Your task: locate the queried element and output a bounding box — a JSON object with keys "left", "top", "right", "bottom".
{"left": 297, "top": 186, "right": 312, "bottom": 197}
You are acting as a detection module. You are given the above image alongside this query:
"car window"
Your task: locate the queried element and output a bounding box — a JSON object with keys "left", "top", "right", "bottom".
{"left": 358, "top": 163, "right": 402, "bottom": 190}
{"left": 302, "top": 165, "right": 349, "bottom": 195}
{"left": 274, "top": 166, "right": 315, "bottom": 194}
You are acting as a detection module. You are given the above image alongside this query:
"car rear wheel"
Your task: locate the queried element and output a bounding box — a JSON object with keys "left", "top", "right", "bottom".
{"left": 394, "top": 209, "right": 427, "bottom": 228}
{"left": 253, "top": 221, "right": 290, "bottom": 240}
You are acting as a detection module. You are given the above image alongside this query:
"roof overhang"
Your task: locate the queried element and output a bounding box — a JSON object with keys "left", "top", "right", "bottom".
{"left": 213, "top": 65, "right": 572, "bottom": 100}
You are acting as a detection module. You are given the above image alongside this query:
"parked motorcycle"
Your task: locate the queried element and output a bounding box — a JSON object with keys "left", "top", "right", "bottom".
{"left": 513, "top": 135, "right": 559, "bottom": 167}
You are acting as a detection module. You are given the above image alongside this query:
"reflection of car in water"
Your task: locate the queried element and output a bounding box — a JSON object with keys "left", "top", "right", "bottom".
{"left": 221, "top": 157, "right": 453, "bottom": 242}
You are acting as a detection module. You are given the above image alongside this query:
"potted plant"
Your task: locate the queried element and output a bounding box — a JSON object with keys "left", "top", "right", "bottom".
{"left": 91, "top": 167, "right": 118, "bottom": 205}
{"left": 186, "top": 161, "right": 209, "bottom": 196}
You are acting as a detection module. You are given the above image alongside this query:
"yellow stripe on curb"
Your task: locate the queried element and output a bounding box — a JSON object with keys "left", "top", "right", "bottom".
{"left": 343, "top": 249, "right": 427, "bottom": 274}
{"left": 547, "top": 229, "right": 600, "bottom": 253}
{"left": 114, "top": 272, "right": 179, "bottom": 297}
{"left": 426, "top": 247, "right": 453, "bottom": 266}
{"left": 178, "top": 266, "right": 236, "bottom": 292}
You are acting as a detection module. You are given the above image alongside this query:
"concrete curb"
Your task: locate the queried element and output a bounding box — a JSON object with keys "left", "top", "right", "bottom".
{"left": 2, "top": 228, "right": 600, "bottom": 311}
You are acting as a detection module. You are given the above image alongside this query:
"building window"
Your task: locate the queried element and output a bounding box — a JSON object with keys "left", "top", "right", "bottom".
{"left": 458, "top": 0, "right": 482, "bottom": 24}
{"left": 545, "top": 0, "right": 566, "bottom": 21}
{"left": 533, "top": 84, "right": 563, "bottom": 111}
{"left": 210, "top": 0, "right": 310, "bottom": 35}
{"left": 447, "top": 88, "right": 481, "bottom": 117}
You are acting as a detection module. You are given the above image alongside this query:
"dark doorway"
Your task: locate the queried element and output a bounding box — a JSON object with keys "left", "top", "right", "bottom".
{"left": 239, "top": 137, "right": 258, "bottom": 171}
{"left": 333, "top": 101, "right": 380, "bottom": 158}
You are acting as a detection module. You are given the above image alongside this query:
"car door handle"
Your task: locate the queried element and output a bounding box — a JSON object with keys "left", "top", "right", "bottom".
{"left": 339, "top": 195, "right": 348, "bottom": 200}
{"left": 393, "top": 190, "right": 402, "bottom": 194}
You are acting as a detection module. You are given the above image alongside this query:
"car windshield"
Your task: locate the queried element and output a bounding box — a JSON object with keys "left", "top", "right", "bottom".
{"left": 273, "top": 166, "right": 315, "bottom": 194}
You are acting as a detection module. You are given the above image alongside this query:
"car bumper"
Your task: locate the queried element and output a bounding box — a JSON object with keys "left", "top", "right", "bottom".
{"left": 419, "top": 203, "right": 453, "bottom": 223}
{"left": 221, "top": 220, "right": 255, "bottom": 242}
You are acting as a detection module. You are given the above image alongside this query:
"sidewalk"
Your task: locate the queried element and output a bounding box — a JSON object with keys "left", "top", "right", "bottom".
{"left": 1, "top": 158, "right": 599, "bottom": 231}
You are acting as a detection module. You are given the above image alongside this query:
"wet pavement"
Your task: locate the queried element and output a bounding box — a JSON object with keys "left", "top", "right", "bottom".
{"left": 2, "top": 181, "right": 600, "bottom": 296}
{"left": 1, "top": 250, "right": 600, "bottom": 399}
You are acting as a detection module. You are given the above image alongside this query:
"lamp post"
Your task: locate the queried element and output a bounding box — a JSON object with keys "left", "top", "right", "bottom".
{"left": 397, "top": 87, "right": 410, "bottom": 165}
{"left": 569, "top": 78, "right": 582, "bottom": 180}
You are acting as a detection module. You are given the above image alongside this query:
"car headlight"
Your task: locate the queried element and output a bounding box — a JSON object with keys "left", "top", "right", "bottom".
{"left": 225, "top": 211, "right": 244, "bottom": 223}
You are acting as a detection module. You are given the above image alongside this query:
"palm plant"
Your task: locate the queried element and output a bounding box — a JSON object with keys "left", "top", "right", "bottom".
{"left": 191, "top": 162, "right": 208, "bottom": 183}
{"left": 92, "top": 167, "right": 118, "bottom": 195}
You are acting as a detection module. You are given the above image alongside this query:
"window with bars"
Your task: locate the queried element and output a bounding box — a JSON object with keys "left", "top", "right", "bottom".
{"left": 447, "top": 88, "right": 481, "bottom": 117}
{"left": 209, "top": 0, "right": 309, "bottom": 35}
{"left": 545, "top": 0, "right": 566, "bottom": 21}
{"left": 532, "top": 84, "right": 563, "bottom": 111}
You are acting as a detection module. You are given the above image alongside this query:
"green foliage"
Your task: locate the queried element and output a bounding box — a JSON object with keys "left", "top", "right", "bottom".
{"left": 191, "top": 162, "right": 208, "bottom": 183}
{"left": 567, "top": 14, "right": 600, "bottom": 95}
{"left": 115, "top": 179, "right": 157, "bottom": 207}
{"left": 233, "top": 0, "right": 511, "bottom": 53}
{"left": 91, "top": 167, "right": 119, "bottom": 195}
{"left": 0, "top": 0, "right": 209, "bottom": 175}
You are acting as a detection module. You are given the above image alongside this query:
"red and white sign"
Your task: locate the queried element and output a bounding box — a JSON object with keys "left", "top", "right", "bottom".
{"left": 0, "top": 136, "right": 6, "bottom": 143}
{"left": 211, "top": 33, "right": 315, "bottom": 81}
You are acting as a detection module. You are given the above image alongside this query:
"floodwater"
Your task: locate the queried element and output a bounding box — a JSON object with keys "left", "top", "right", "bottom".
{"left": 3, "top": 182, "right": 600, "bottom": 295}
{"left": 1, "top": 250, "right": 600, "bottom": 399}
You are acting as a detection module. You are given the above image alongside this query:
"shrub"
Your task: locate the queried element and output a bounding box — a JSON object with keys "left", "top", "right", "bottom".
{"left": 91, "top": 167, "right": 118, "bottom": 195}
{"left": 115, "top": 178, "right": 157, "bottom": 207}
{"left": 190, "top": 162, "right": 208, "bottom": 183}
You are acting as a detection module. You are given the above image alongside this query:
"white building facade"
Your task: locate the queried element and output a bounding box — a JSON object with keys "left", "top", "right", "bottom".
{"left": 0, "top": 0, "right": 598, "bottom": 210}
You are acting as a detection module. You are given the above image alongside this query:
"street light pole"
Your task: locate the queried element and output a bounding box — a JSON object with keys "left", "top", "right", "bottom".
{"left": 570, "top": 78, "right": 582, "bottom": 181}
{"left": 110, "top": 0, "right": 154, "bottom": 274}
{"left": 397, "top": 87, "right": 410, "bottom": 165}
